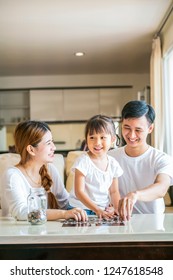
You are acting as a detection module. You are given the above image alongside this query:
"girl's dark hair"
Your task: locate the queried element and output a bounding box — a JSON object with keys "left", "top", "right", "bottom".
{"left": 85, "top": 114, "right": 116, "bottom": 141}
{"left": 121, "top": 100, "right": 155, "bottom": 125}
{"left": 14, "top": 120, "right": 59, "bottom": 209}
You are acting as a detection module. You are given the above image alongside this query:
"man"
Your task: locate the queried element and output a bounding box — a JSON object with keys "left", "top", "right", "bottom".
{"left": 109, "top": 100, "right": 173, "bottom": 221}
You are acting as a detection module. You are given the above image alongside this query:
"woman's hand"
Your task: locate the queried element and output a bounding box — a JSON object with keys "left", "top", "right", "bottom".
{"left": 64, "top": 207, "right": 88, "bottom": 221}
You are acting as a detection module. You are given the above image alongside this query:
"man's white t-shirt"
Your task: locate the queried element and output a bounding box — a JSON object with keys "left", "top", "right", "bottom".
{"left": 109, "top": 146, "right": 173, "bottom": 214}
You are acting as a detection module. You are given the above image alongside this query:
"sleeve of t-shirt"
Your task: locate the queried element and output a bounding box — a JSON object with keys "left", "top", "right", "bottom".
{"left": 109, "top": 156, "right": 124, "bottom": 178}
{"left": 71, "top": 154, "right": 89, "bottom": 177}
{"left": 2, "top": 168, "right": 29, "bottom": 220}
{"left": 155, "top": 153, "right": 173, "bottom": 184}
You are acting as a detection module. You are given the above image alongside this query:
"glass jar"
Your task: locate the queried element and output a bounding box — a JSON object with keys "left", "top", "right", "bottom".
{"left": 27, "top": 187, "right": 47, "bottom": 225}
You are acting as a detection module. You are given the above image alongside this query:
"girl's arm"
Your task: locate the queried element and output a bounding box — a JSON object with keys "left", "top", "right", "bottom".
{"left": 74, "top": 169, "right": 101, "bottom": 214}
{"left": 109, "top": 178, "right": 121, "bottom": 214}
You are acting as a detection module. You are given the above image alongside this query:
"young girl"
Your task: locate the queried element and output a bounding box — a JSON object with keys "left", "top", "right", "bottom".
{"left": 69, "top": 115, "right": 123, "bottom": 218}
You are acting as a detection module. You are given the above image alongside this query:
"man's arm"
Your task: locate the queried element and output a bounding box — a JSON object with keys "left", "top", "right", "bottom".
{"left": 118, "top": 173, "right": 171, "bottom": 221}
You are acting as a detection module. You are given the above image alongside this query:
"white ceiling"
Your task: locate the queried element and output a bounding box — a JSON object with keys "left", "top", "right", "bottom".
{"left": 0, "top": 0, "right": 172, "bottom": 76}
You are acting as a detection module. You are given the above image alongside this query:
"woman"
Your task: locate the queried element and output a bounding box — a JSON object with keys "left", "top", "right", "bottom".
{"left": 1, "top": 120, "right": 87, "bottom": 221}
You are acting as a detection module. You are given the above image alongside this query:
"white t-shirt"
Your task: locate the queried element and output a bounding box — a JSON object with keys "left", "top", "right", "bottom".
{"left": 1, "top": 163, "right": 69, "bottom": 220}
{"left": 69, "top": 153, "right": 123, "bottom": 210}
{"left": 109, "top": 146, "right": 173, "bottom": 214}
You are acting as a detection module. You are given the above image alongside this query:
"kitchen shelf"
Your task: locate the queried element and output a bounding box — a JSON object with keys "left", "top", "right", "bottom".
{"left": 0, "top": 90, "right": 30, "bottom": 124}
{"left": 0, "top": 106, "right": 29, "bottom": 109}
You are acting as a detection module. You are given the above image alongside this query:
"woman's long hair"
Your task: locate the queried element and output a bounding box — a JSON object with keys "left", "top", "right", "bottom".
{"left": 14, "top": 120, "right": 59, "bottom": 209}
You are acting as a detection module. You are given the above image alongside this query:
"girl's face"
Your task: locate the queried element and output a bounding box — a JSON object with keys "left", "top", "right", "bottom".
{"left": 30, "top": 130, "right": 56, "bottom": 163}
{"left": 87, "top": 130, "right": 114, "bottom": 157}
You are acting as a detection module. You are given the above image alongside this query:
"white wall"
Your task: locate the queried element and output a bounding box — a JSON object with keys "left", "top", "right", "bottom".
{"left": 0, "top": 73, "right": 150, "bottom": 95}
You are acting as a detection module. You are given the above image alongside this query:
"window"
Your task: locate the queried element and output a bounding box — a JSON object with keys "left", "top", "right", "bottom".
{"left": 163, "top": 47, "right": 173, "bottom": 157}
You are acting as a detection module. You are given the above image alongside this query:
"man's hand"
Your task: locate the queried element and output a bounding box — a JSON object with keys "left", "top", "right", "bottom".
{"left": 118, "top": 192, "right": 138, "bottom": 221}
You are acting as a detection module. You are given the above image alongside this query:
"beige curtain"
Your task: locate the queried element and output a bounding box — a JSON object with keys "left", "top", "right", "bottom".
{"left": 150, "top": 36, "right": 163, "bottom": 151}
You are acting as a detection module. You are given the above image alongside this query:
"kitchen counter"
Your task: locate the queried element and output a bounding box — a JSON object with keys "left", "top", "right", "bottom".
{"left": 0, "top": 214, "right": 173, "bottom": 260}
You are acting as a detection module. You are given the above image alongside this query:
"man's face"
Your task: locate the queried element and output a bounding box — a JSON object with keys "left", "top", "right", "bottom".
{"left": 122, "top": 116, "right": 154, "bottom": 148}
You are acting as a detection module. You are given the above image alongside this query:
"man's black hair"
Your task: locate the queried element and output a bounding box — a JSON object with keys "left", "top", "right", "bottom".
{"left": 121, "top": 100, "right": 155, "bottom": 124}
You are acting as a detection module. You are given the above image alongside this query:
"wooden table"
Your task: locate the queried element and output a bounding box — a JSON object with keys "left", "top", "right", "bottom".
{"left": 0, "top": 214, "right": 173, "bottom": 260}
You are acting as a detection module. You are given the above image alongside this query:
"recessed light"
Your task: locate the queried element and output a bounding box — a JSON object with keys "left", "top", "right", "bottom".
{"left": 74, "top": 52, "right": 85, "bottom": 57}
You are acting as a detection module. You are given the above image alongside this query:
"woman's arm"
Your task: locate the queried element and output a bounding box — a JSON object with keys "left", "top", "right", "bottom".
{"left": 46, "top": 208, "right": 87, "bottom": 221}
{"left": 48, "top": 163, "right": 69, "bottom": 209}
{"left": 2, "top": 169, "right": 29, "bottom": 220}
{"left": 48, "top": 164, "right": 87, "bottom": 221}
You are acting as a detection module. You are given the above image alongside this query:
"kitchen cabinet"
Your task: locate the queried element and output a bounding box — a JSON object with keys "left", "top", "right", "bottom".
{"left": 1, "top": 87, "right": 135, "bottom": 125}
{"left": 30, "top": 89, "right": 99, "bottom": 121}
{"left": 0, "top": 90, "right": 30, "bottom": 125}
{"left": 29, "top": 87, "right": 134, "bottom": 121}
{"left": 63, "top": 89, "right": 99, "bottom": 120}
{"left": 49, "top": 123, "right": 86, "bottom": 150}
{"left": 30, "top": 90, "right": 64, "bottom": 121}
{"left": 100, "top": 88, "right": 135, "bottom": 117}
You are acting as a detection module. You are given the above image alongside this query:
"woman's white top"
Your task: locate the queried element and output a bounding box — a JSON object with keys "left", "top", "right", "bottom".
{"left": 1, "top": 163, "right": 69, "bottom": 220}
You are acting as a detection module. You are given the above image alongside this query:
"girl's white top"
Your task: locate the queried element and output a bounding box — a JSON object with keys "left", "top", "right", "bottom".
{"left": 69, "top": 153, "right": 123, "bottom": 210}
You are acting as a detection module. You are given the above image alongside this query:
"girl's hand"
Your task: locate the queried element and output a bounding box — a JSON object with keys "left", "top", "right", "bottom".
{"left": 95, "top": 208, "right": 115, "bottom": 219}
{"left": 105, "top": 205, "right": 119, "bottom": 216}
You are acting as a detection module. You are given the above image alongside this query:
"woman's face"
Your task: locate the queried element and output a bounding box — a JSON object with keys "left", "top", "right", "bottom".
{"left": 32, "top": 130, "right": 56, "bottom": 163}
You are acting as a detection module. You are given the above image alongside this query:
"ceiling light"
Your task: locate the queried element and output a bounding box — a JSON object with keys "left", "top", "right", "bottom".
{"left": 74, "top": 52, "right": 85, "bottom": 57}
